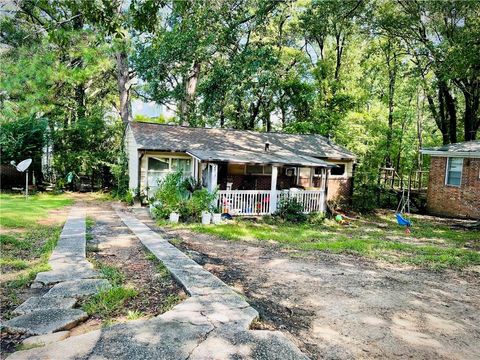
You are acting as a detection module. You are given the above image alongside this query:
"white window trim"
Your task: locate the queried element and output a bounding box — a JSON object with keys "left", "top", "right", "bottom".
{"left": 445, "top": 157, "right": 463, "bottom": 187}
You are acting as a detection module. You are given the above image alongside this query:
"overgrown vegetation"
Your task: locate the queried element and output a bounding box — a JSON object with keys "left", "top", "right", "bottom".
{"left": 273, "top": 198, "right": 307, "bottom": 223}
{"left": 180, "top": 212, "right": 480, "bottom": 270}
{"left": 151, "top": 171, "right": 217, "bottom": 221}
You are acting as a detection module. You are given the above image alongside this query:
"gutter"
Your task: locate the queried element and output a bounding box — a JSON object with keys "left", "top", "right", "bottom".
{"left": 420, "top": 150, "right": 480, "bottom": 158}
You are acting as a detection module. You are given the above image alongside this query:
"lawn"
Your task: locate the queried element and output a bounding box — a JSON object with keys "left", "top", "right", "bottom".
{"left": 0, "top": 193, "right": 73, "bottom": 228}
{"left": 177, "top": 212, "right": 480, "bottom": 270}
{"left": 0, "top": 193, "right": 73, "bottom": 320}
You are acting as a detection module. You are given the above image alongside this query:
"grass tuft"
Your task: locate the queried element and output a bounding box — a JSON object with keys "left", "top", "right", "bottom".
{"left": 82, "top": 286, "right": 138, "bottom": 318}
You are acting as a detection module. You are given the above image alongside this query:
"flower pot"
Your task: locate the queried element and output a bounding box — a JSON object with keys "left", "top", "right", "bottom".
{"left": 169, "top": 212, "right": 180, "bottom": 223}
{"left": 211, "top": 213, "right": 222, "bottom": 224}
{"left": 201, "top": 212, "right": 212, "bottom": 225}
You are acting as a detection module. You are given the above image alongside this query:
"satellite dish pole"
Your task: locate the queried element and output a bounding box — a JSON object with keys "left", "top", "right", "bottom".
{"left": 10, "top": 159, "right": 32, "bottom": 198}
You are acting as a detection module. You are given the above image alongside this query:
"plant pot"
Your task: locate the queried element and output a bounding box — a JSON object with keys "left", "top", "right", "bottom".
{"left": 169, "top": 212, "right": 180, "bottom": 223}
{"left": 201, "top": 212, "right": 212, "bottom": 225}
{"left": 211, "top": 213, "right": 222, "bottom": 224}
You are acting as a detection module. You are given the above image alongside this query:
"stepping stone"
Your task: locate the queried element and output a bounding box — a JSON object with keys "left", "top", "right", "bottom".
{"left": 22, "top": 331, "right": 70, "bottom": 347}
{"left": 13, "top": 297, "right": 77, "bottom": 315}
{"left": 35, "top": 267, "right": 99, "bottom": 285}
{"left": 44, "top": 279, "right": 111, "bottom": 298}
{"left": 4, "top": 309, "right": 87, "bottom": 335}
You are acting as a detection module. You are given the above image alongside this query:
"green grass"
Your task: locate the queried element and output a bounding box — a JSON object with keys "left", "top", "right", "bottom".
{"left": 178, "top": 213, "right": 480, "bottom": 270}
{"left": 0, "top": 193, "right": 73, "bottom": 228}
{"left": 82, "top": 286, "right": 138, "bottom": 318}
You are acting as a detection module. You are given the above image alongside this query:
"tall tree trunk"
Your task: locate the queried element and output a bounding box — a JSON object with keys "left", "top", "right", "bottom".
{"left": 416, "top": 89, "right": 424, "bottom": 169}
{"left": 116, "top": 50, "right": 132, "bottom": 125}
{"left": 462, "top": 82, "right": 480, "bottom": 141}
{"left": 179, "top": 60, "right": 201, "bottom": 126}
{"left": 384, "top": 41, "right": 397, "bottom": 168}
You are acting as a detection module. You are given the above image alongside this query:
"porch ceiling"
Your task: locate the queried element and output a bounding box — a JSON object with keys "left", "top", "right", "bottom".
{"left": 186, "top": 149, "right": 331, "bottom": 167}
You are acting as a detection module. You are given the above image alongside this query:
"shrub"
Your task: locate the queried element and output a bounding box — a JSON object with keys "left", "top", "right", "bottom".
{"left": 274, "top": 197, "right": 307, "bottom": 223}
{"left": 151, "top": 171, "right": 189, "bottom": 218}
{"left": 151, "top": 171, "right": 217, "bottom": 221}
{"left": 179, "top": 188, "right": 217, "bottom": 221}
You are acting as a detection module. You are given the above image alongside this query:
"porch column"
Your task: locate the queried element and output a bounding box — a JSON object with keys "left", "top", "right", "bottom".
{"left": 269, "top": 165, "right": 278, "bottom": 214}
{"left": 208, "top": 163, "right": 218, "bottom": 192}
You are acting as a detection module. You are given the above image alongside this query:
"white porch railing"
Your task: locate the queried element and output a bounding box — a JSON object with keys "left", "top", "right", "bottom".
{"left": 217, "top": 189, "right": 326, "bottom": 216}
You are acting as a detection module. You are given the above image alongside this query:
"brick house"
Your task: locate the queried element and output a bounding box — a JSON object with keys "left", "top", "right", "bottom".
{"left": 125, "top": 122, "right": 356, "bottom": 215}
{"left": 421, "top": 141, "right": 480, "bottom": 219}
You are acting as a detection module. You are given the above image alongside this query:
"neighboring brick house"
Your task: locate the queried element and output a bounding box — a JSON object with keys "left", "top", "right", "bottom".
{"left": 421, "top": 141, "right": 480, "bottom": 219}
{"left": 125, "top": 122, "right": 356, "bottom": 214}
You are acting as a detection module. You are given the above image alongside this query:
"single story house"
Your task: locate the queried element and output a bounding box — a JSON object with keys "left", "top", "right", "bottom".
{"left": 420, "top": 140, "right": 480, "bottom": 219}
{"left": 125, "top": 122, "right": 356, "bottom": 215}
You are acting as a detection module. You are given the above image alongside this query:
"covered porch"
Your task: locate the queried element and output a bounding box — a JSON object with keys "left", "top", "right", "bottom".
{"left": 189, "top": 149, "right": 330, "bottom": 215}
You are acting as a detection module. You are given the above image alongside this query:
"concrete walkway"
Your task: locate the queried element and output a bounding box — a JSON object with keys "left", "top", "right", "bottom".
{"left": 7, "top": 207, "right": 308, "bottom": 360}
{"left": 3, "top": 208, "right": 110, "bottom": 337}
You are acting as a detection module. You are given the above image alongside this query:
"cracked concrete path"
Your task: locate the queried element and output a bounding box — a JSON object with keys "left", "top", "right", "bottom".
{"left": 3, "top": 208, "right": 106, "bottom": 337}
{"left": 7, "top": 207, "right": 308, "bottom": 360}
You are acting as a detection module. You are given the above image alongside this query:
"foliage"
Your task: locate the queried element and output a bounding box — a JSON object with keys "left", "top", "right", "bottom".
{"left": 151, "top": 171, "right": 189, "bottom": 218}
{"left": 273, "top": 197, "right": 307, "bottom": 223}
{"left": 151, "top": 171, "right": 217, "bottom": 221}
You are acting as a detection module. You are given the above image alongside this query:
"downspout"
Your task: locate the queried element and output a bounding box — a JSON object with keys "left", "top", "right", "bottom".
{"left": 137, "top": 150, "right": 146, "bottom": 200}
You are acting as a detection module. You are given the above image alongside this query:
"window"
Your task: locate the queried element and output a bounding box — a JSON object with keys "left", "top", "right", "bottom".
{"left": 245, "top": 165, "right": 271, "bottom": 175}
{"left": 171, "top": 158, "right": 191, "bottom": 173}
{"left": 147, "top": 157, "right": 192, "bottom": 189}
{"left": 446, "top": 157, "right": 463, "bottom": 186}
{"left": 330, "top": 164, "right": 346, "bottom": 176}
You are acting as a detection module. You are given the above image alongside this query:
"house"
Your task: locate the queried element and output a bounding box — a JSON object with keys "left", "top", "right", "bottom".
{"left": 125, "top": 122, "right": 356, "bottom": 215}
{"left": 420, "top": 140, "right": 480, "bottom": 219}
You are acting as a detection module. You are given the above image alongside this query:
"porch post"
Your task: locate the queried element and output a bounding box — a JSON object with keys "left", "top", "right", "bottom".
{"left": 269, "top": 165, "right": 278, "bottom": 214}
{"left": 209, "top": 163, "right": 218, "bottom": 192}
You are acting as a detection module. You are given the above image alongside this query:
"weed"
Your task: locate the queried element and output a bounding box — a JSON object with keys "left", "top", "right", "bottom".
{"left": 86, "top": 217, "right": 95, "bottom": 230}
{"left": 90, "top": 260, "right": 124, "bottom": 286}
{"left": 82, "top": 286, "right": 138, "bottom": 318}
{"left": 162, "top": 294, "right": 181, "bottom": 312}
{"left": 126, "top": 310, "right": 145, "bottom": 320}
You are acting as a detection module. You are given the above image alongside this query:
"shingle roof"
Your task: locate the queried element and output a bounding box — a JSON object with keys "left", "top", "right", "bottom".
{"left": 187, "top": 149, "right": 331, "bottom": 167}
{"left": 421, "top": 140, "right": 480, "bottom": 156}
{"left": 128, "top": 122, "right": 356, "bottom": 163}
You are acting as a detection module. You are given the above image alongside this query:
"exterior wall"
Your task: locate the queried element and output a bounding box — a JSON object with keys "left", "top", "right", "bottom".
{"left": 325, "top": 159, "right": 354, "bottom": 202}
{"left": 327, "top": 178, "right": 352, "bottom": 201}
{"left": 426, "top": 156, "right": 480, "bottom": 219}
{"left": 125, "top": 126, "right": 139, "bottom": 190}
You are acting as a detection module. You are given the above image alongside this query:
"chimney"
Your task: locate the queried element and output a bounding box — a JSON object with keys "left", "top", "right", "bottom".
{"left": 265, "top": 141, "right": 270, "bottom": 152}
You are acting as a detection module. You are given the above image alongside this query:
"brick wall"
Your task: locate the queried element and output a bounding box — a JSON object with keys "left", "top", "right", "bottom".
{"left": 427, "top": 156, "right": 480, "bottom": 219}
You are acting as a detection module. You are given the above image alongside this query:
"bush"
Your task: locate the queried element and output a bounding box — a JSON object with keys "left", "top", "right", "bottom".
{"left": 151, "top": 171, "right": 189, "bottom": 218}
{"left": 274, "top": 197, "right": 307, "bottom": 223}
{"left": 151, "top": 171, "right": 217, "bottom": 221}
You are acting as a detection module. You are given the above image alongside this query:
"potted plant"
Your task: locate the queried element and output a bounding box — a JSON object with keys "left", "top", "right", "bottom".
{"left": 211, "top": 205, "right": 222, "bottom": 225}
{"left": 169, "top": 211, "right": 180, "bottom": 223}
{"left": 201, "top": 210, "right": 212, "bottom": 225}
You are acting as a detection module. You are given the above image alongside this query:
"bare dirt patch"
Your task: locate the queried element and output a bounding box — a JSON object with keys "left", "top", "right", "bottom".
{"left": 156, "top": 226, "right": 480, "bottom": 360}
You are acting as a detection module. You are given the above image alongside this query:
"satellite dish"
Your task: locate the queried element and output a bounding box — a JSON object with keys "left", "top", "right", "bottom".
{"left": 15, "top": 159, "right": 32, "bottom": 173}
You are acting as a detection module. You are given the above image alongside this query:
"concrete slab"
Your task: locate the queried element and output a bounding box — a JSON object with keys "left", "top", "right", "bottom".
{"left": 21, "top": 331, "right": 70, "bottom": 347}
{"left": 44, "top": 279, "right": 111, "bottom": 298}
{"left": 13, "top": 297, "right": 77, "bottom": 315}
{"left": 35, "top": 267, "right": 99, "bottom": 285}
{"left": 4, "top": 309, "right": 88, "bottom": 335}
{"left": 189, "top": 329, "right": 309, "bottom": 360}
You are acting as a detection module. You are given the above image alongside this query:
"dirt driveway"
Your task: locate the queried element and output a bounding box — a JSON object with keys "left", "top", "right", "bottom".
{"left": 153, "top": 226, "right": 480, "bottom": 360}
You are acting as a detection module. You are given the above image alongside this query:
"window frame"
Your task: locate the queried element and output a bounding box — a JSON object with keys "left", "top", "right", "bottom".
{"left": 445, "top": 157, "right": 463, "bottom": 187}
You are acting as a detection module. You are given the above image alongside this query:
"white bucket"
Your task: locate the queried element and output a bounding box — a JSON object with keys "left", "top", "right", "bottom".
{"left": 211, "top": 213, "right": 222, "bottom": 224}
{"left": 169, "top": 212, "right": 180, "bottom": 223}
{"left": 201, "top": 212, "right": 212, "bottom": 225}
